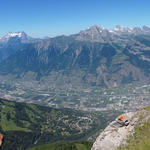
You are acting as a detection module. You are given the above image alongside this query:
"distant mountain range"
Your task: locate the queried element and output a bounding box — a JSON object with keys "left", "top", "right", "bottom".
{"left": 1, "top": 25, "right": 150, "bottom": 87}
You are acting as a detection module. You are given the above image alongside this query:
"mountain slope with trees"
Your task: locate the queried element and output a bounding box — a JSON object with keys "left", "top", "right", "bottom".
{"left": 0, "top": 98, "right": 119, "bottom": 150}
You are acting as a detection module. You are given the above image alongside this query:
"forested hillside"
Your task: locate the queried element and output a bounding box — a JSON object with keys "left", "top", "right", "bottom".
{"left": 0, "top": 98, "right": 119, "bottom": 150}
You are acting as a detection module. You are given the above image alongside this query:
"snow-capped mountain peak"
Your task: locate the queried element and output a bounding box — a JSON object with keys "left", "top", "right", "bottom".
{"left": 6, "top": 32, "right": 24, "bottom": 37}
{"left": 0, "top": 32, "right": 34, "bottom": 43}
{"left": 109, "top": 25, "right": 134, "bottom": 34}
{"left": 3, "top": 32, "right": 27, "bottom": 39}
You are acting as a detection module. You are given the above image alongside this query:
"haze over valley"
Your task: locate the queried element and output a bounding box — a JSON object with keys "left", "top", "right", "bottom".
{"left": 0, "top": 25, "right": 150, "bottom": 112}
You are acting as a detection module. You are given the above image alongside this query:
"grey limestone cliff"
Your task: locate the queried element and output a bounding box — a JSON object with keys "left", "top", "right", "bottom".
{"left": 91, "top": 112, "right": 139, "bottom": 150}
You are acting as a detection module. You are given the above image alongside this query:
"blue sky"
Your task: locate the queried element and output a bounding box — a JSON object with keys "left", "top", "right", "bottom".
{"left": 0, "top": 0, "right": 150, "bottom": 37}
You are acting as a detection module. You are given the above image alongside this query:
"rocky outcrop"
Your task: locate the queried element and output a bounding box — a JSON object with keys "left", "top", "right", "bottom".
{"left": 91, "top": 112, "right": 139, "bottom": 150}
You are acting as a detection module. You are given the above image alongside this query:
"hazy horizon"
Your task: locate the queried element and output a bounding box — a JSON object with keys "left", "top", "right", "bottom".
{"left": 1, "top": 24, "right": 150, "bottom": 39}
{"left": 0, "top": 0, "right": 150, "bottom": 37}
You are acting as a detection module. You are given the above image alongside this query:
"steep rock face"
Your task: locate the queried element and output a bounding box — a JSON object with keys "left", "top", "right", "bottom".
{"left": 91, "top": 110, "right": 148, "bottom": 150}
{"left": 76, "top": 25, "right": 112, "bottom": 42}
{"left": 0, "top": 37, "right": 25, "bottom": 62}
{"left": 0, "top": 32, "right": 40, "bottom": 62}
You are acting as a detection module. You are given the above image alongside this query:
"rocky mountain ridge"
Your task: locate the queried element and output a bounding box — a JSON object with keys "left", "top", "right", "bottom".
{"left": 1, "top": 25, "right": 150, "bottom": 87}
{"left": 0, "top": 31, "right": 39, "bottom": 43}
{"left": 76, "top": 25, "right": 150, "bottom": 42}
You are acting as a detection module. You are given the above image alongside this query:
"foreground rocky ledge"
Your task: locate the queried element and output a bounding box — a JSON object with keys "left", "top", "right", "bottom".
{"left": 91, "top": 111, "right": 140, "bottom": 150}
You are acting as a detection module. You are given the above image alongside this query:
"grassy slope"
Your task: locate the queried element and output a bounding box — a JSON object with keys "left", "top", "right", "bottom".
{"left": 0, "top": 100, "right": 30, "bottom": 132}
{"left": 28, "top": 141, "right": 92, "bottom": 150}
{"left": 118, "top": 106, "right": 150, "bottom": 150}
